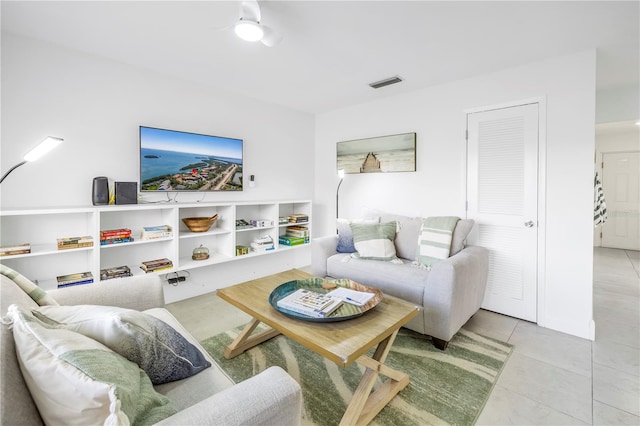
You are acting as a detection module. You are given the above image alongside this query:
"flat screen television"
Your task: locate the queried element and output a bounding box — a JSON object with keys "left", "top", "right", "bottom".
{"left": 139, "top": 126, "right": 243, "bottom": 192}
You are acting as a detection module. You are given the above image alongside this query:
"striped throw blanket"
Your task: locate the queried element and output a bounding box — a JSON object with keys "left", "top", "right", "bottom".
{"left": 417, "top": 216, "right": 460, "bottom": 269}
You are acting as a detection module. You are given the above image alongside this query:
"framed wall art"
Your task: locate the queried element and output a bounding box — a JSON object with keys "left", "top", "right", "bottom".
{"left": 336, "top": 132, "right": 416, "bottom": 174}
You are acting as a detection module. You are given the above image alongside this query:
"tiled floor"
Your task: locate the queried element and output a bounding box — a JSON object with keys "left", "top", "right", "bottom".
{"left": 166, "top": 247, "right": 640, "bottom": 425}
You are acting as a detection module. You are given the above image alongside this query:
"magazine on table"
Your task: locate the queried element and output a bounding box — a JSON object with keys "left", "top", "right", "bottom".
{"left": 327, "top": 287, "right": 375, "bottom": 306}
{"left": 277, "top": 288, "right": 343, "bottom": 318}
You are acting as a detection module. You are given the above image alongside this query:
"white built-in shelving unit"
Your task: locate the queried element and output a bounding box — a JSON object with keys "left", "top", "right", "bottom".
{"left": 0, "top": 200, "right": 311, "bottom": 291}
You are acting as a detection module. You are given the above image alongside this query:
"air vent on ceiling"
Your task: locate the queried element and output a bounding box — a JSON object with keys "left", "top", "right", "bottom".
{"left": 369, "top": 76, "right": 403, "bottom": 89}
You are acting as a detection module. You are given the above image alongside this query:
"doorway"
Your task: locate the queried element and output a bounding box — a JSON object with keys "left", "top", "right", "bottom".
{"left": 601, "top": 151, "right": 640, "bottom": 250}
{"left": 466, "top": 102, "right": 541, "bottom": 322}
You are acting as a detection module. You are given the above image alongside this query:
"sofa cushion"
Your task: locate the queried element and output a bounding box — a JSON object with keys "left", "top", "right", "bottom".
{"left": 0, "top": 264, "right": 58, "bottom": 307}
{"left": 417, "top": 216, "right": 460, "bottom": 268}
{"left": 376, "top": 212, "right": 423, "bottom": 261}
{"left": 144, "top": 308, "right": 236, "bottom": 411}
{"left": 7, "top": 304, "right": 176, "bottom": 426}
{"left": 451, "top": 219, "right": 474, "bottom": 255}
{"left": 336, "top": 217, "right": 379, "bottom": 253}
{"left": 33, "top": 304, "right": 211, "bottom": 385}
{"left": 351, "top": 221, "right": 398, "bottom": 261}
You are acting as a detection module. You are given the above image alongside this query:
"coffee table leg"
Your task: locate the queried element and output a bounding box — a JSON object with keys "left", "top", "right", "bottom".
{"left": 223, "top": 318, "right": 281, "bottom": 359}
{"left": 339, "top": 329, "right": 409, "bottom": 426}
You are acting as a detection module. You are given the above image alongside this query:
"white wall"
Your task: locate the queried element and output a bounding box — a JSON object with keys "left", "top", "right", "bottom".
{"left": 0, "top": 33, "right": 315, "bottom": 302}
{"left": 1, "top": 33, "right": 314, "bottom": 208}
{"left": 314, "top": 50, "right": 597, "bottom": 340}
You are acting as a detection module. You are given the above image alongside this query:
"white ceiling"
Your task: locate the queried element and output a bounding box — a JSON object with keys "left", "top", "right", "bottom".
{"left": 2, "top": 1, "right": 639, "bottom": 114}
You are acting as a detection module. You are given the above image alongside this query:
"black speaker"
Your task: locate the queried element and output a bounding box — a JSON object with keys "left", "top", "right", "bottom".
{"left": 115, "top": 182, "right": 138, "bottom": 205}
{"left": 92, "top": 177, "right": 109, "bottom": 205}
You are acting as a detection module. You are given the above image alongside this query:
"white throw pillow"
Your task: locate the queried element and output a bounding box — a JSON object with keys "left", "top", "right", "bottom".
{"left": 351, "top": 221, "right": 398, "bottom": 260}
{"left": 33, "top": 304, "right": 211, "bottom": 385}
{"left": 7, "top": 304, "right": 176, "bottom": 426}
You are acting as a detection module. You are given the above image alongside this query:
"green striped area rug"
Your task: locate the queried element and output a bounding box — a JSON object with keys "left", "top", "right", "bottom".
{"left": 200, "top": 326, "right": 512, "bottom": 426}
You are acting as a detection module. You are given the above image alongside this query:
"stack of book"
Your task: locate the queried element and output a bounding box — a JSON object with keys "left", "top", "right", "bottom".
{"left": 56, "top": 271, "right": 94, "bottom": 288}
{"left": 279, "top": 225, "right": 309, "bottom": 246}
{"left": 57, "top": 236, "right": 94, "bottom": 250}
{"left": 288, "top": 213, "right": 309, "bottom": 223}
{"left": 277, "top": 288, "right": 343, "bottom": 318}
{"left": 0, "top": 243, "right": 31, "bottom": 256}
{"left": 279, "top": 235, "right": 307, "bottom": 246}
{"left": 100, "top": 229, "right": 133, "bottom": 245}
{"left": 140, "top": 258, "right": 173, "bottom": 273}
{"left": 141, "top": 225, "right": 172, "bottom": 240}
{"left": 100, "top": 265, "right": 133, "bottom": 281}
{"left": 251, "top": 235, "right": 274, "bottom": 252}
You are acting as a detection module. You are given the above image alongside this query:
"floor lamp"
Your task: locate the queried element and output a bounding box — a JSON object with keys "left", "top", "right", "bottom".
{"left": 336, "top": 169, "right": 345, "bottom": 218}
{"left": 0, "top": 137, "right": 64, "bottom": 184}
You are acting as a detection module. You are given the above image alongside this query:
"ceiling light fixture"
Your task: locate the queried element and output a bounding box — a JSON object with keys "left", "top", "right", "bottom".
{"left": 235, "top": 19, "right": 264, "bottom": 42}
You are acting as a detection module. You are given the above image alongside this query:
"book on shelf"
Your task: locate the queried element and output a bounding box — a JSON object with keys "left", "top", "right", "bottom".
{"left": 56, "top": 271, "right": 94, "bottom": 288}
{"left": 279, "top": 235, "right": 308, "bottom": 246}
{"left": 285, "top": 225, "right": 309, "bottom": 238}
{"left": 57, "top": 236, "right": 94, "bottom": 250}
{"left": 327, "top": 287, "right": 376, "bottom": 307}
{"left": 277, "top": 289, "right": 343, "bottom": 318}
{"left": 100, "top": 265, "right": 133, "bottom": 281}
{"left": 288, "top": 214, "right": 308, "bottom": 223}
{"left": 100, "top": 228, "right": 132, "bottom": 239}
{"left": 0, "top": 243, "right": 31, "bottom": 256}
{"left": 141, "top": 225, "right": 173, "bottom": 240}
{"left": 251, "top": 235, "right": 274, "bottom": 251}
{"left": 140, "top": 258, "right": 173, "bottom": 273}
{"left": 100, "top": 237, "right": 134, "bottom": 245}
{"left": 250, "top": 219, "right": 274, "bottom": 227}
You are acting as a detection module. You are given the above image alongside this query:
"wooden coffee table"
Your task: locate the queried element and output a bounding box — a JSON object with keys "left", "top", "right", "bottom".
{"left": 216, "top": 269, "right": 420, "bottom": 426}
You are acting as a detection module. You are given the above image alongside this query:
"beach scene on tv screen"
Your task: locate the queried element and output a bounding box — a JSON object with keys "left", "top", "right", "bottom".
{"left": 140, "top": 127, "right": 243, "bottom": 191}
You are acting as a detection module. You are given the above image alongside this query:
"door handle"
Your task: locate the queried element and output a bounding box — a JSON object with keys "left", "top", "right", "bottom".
{"left": 524, "top": 221, "right": 535, "bottom": 228}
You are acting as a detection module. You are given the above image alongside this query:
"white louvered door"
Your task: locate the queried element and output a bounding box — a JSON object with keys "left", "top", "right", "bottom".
{"left": 466, "top": 103, "right": 539, "bottom": 322}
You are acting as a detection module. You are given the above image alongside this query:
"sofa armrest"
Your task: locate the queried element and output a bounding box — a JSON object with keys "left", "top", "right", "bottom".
{"left": 311, "top": 235, "right": 338, "bottom": 277}
{"left": 48, "top": 275, "right": 165, "bottom": 311}
{"left": 154, "top": 366, "right": 302, "bottom": 426}
{"left": 423, "top": 245, "right": 489, "bottom": 341}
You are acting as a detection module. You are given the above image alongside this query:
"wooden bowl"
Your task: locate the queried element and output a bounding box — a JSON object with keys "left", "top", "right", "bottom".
{"left": 182, "top": 215, "right": 218, "bottom": 232}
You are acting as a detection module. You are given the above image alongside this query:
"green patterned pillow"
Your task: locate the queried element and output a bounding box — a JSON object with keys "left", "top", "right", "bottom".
{"left": 0, "top": 264, "right": 58, "bottom": 306}
{"left": 33, "top": 305, "right": 211, "bottom": 385}
{"left": 350, "top": 221, "right": 398, "bottom": 261}
{"left": 7, "top": 304, "right": 176, "bottom": 425}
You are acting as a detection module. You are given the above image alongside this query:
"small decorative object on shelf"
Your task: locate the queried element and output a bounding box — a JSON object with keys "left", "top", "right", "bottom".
{"left": 235, "top": 245, "right": 249, "bottom": 256}
{"left": 192, "top": 244, "right": 210, "bottom": 261}
{"left": 56, "top": 271, "right": 94, "bottom": 288}
{"left": 0, "top": 243, "right": 31, "bottom": 256}
{"left": 141, "top": 225, "right": 173, "bottom": 240}
{"left": 140, "top": 258, "right": 173, "bottom": 273}
{"left": 100, "top": 265, "right": 133, "bottom": 281}
{"left": 100, "top": 228, "right": 133, "bottom": 245}
{"left": 57, "top": 236, "right": 94, "bottom": 250}
{"left": 182, "top": 214, "right": 218, "bottom": 232}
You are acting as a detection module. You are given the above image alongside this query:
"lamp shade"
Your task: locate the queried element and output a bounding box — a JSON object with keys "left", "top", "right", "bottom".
{"left": 24, "top": 137, "right": 63, "bottom": 162}
{"left": 235, "top": 20, "right": 264, "bottom": 42}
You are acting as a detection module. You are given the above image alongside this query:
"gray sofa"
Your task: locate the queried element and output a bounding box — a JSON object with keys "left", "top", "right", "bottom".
{"left": 1, "top": 269, "right": 302, "bottom": 425}
{"left": 311, "top": 212, "right": 489, "bottom": 350}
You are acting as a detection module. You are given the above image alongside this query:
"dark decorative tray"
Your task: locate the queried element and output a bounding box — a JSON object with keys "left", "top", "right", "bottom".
{"left": 268, "top": 277, "right": 383, "bottom": 322}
